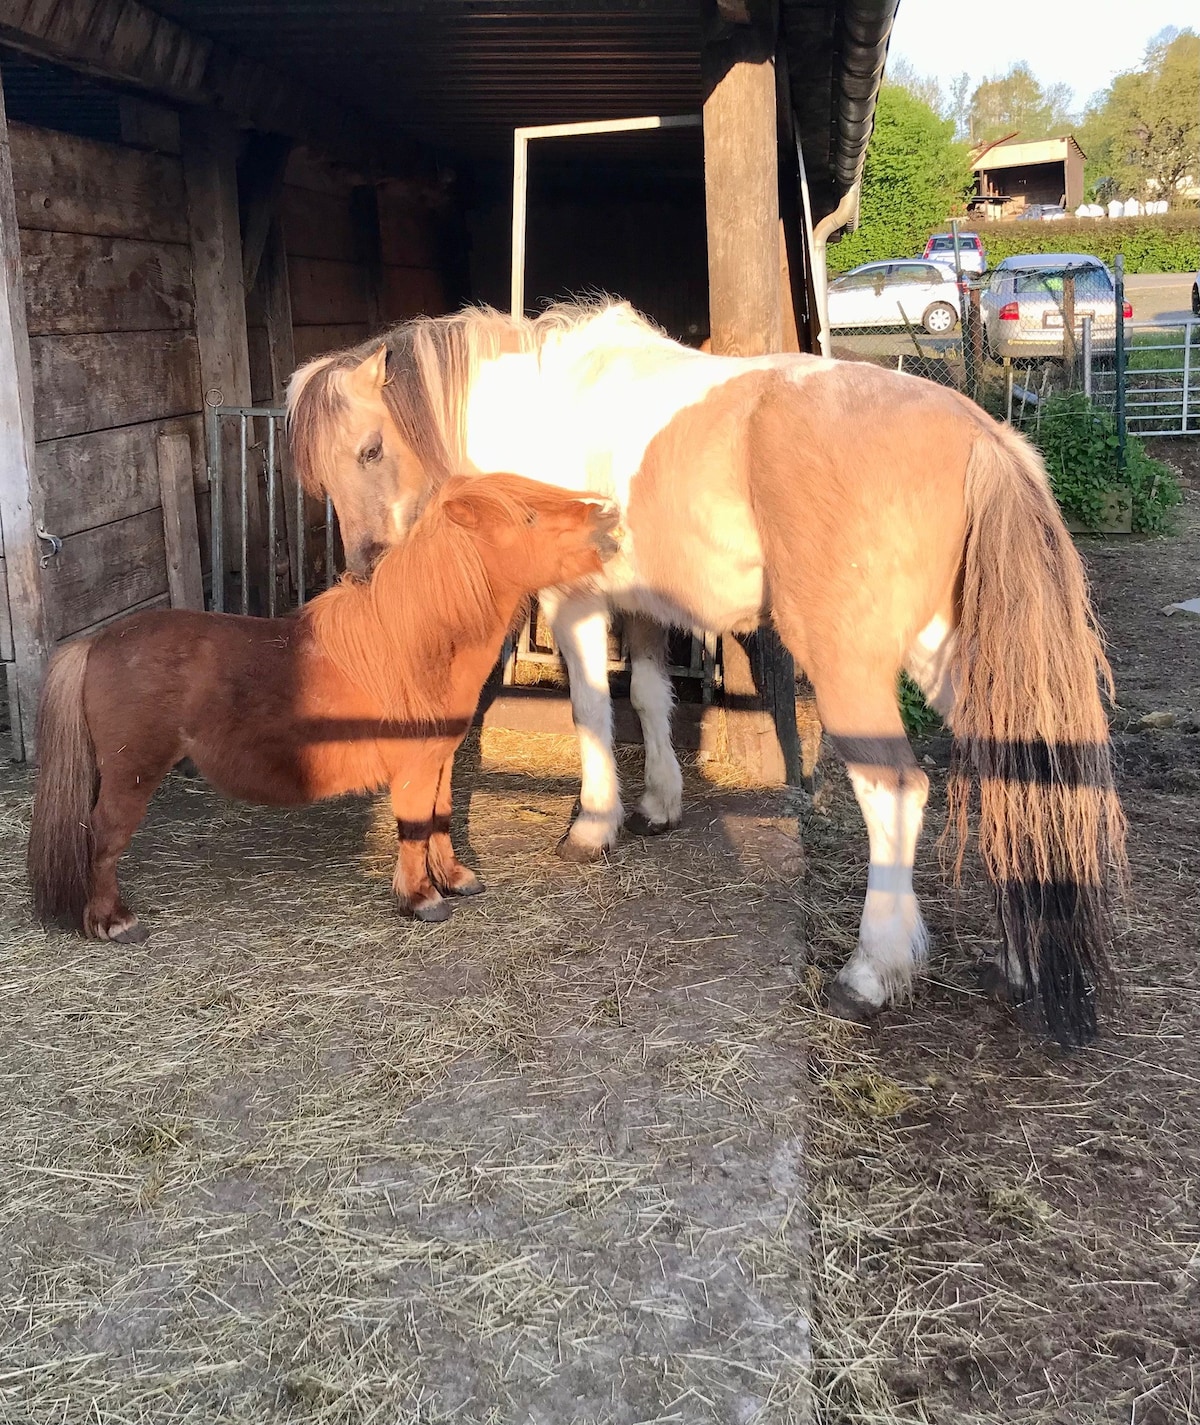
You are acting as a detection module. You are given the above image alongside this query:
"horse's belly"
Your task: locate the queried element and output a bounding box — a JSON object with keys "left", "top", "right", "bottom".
{"left": 613, "top": 366, "right": 772, "bottom": 634}
{"left": 607, "top": 505, "right": 766, "bottom": 634}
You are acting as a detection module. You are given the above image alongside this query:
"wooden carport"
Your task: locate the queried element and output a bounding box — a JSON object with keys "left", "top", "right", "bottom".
{"left": 0, "top": 0, "right": 896, "bottom": 766}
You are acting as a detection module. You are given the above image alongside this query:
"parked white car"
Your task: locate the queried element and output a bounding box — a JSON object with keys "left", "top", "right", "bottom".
{"left": 827, "top": 260, "right": 961, "bottom": 334}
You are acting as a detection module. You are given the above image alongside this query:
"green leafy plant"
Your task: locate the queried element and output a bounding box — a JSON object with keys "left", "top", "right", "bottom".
{"left": 1031, "top": 392, "right": 1180, "bottom": 532}
{"left": 828, "top": 86, "right": 973, "bottom": 273}
{"left": 897, "top": 672, "right": 942, "bottom": 738}
{"left": 978, "top": 213, "right": 1199, "bottom": 275}
{"left": 1124, "top": 436, "right": 1183, "bottom": 533}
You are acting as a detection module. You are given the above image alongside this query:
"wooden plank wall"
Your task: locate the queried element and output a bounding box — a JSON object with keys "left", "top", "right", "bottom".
{"left": 10, "top": 119, "right": 207, "bottom": 643}
{"left": 247, "top": 151, "right": 447, "bottom": 398}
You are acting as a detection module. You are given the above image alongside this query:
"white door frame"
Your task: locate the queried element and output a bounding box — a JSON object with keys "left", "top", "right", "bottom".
{"left": 510, "top": 114, "right": 702, "bottom": 318}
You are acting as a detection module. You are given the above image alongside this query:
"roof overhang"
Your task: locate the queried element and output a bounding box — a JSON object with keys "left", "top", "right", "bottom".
{"left": 2, "top": 0, "right": 891, "bottom": 223}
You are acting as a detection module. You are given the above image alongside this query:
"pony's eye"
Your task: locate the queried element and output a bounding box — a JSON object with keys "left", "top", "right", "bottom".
{"left": 358, "top": 435, "right": 383, "bottom": 465}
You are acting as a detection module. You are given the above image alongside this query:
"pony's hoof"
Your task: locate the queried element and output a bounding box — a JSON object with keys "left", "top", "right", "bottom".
{"left": 825, "top": 979, "right": 880, "bottom": 1024}
{"left": 555, "top": 832, "right": 608, "bottom": 864}
{"left": 412, "top": 898, "right": 452, "bottom": 924}
{"left": 976, "top": 958, "right": 1026, "bottom": 1004}
{"left": 110, "top": 920, "right": 149, "bottom": 945}
{"left": 451, "top": 877, "right": 486, "bottom": 898}
{"left": 626, "top": 811, "right": 681, "bottom": 838}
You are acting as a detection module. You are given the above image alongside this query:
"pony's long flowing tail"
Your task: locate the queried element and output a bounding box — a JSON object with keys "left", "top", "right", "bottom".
{"left": 948, "top": 419, "right": 1126, "bottom": 1046}
{"left": 27, "top": 639, "right": 97, "bottom": 929}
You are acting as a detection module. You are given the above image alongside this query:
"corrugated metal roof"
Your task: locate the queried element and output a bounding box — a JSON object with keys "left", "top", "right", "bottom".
{"left": 138, "top": 0, "right": 894, "bottom": 211}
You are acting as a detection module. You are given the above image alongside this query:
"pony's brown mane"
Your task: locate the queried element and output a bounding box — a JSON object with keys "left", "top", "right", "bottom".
{"left": 285, "top": 299, "right": 662, "bottom": 497}
{"left": 303, "top": 473, "right": 570, "bottom": 725}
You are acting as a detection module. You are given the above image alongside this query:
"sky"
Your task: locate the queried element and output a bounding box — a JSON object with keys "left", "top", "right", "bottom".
{"left": 888, "top": 0, "right": 1198, "bottom": 112}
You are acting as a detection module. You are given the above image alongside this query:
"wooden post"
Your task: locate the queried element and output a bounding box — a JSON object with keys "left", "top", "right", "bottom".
{"left": 966, "top": 284, "right": 983, "bottom": 401}
{"left": 181, "top": 109, "right": 261, "bottom": 610}
{"left": 703, "top": 3, "right": 801, "bottom": 787}
{"left": 1062, "top": 270, "right": 1077, "bottom": 383}
{"left": 0, "top": 73, "right": 53, "bottom": 759}
{"left": 158, "top": 431, "right": 204, "bottom": 611}
{"left": 239, "top": 132, "right": 292, "bottom": 294}
{"left": 259, "top": 212, "right": 312, "bottom": 599}
{"left": 351, "top": 183, "right": 386, "bottom": 332}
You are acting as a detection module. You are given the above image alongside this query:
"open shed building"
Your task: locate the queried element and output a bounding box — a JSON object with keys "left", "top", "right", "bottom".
{"left": 0, "top": 0, "right": 895, "bottom": 765}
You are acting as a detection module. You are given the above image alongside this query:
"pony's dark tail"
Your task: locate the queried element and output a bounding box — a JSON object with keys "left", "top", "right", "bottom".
{"left": 27, "top": 639, "right": 98, "bottom": 929}
{"left": 947, "top": 420, "right": 1126, "bottom": 1047}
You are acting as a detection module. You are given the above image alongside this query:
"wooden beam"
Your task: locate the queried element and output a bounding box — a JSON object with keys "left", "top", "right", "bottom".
{"left": 350, "top": 184, "right": 386, "bottom": 332}
{"left": 0, "top": 72, "right": 53, "bottom": 760}
{"left": 181, "top": 108, "right": 261, "bottom": 609}
{"left": 158, "top": 431, "right": 204, "bottom": 611}
{"left": 239, "top": 133, "right": 293, "bottom": 294}
{"left": 256, "top": 213, "right": 310, "bottom": 600}
{"left": 0, "top": 0, "right": 421, "bottom": 180}
{"left": 703, "top": 2, "right": 801, "bottom": 788}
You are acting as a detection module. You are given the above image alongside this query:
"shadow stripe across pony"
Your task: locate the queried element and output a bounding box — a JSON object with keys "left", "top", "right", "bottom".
{"left": 287, "top": 300, "right": 1126, "bottom": 1047}
{"left": 27, "top": 474, "right": 618, "bottom": 940}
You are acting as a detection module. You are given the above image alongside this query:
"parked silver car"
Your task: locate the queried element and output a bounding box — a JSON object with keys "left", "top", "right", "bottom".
{"left": 980, "top": 253, "right": 1132, "bottom": 360}
{"left": 827, "top": 260, "right": 961, "bottom": 334}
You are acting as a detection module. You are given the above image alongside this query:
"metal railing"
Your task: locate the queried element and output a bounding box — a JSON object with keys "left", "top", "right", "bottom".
{"left": 204, "top": 404, "right": 714, "bottom": 694}
{"left": 1093, "top": 319, "right": 1198, "bottom": 436}
{"left": 205, "top": 404, "right": 336, "bottom": 615}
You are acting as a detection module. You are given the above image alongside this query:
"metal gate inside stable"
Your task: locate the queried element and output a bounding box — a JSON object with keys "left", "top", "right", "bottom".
{"left": 205, "top": 404, "right": 717, "bottom": 697}
{"left": 206, "top": 404, "right": 336, "bottom": 615}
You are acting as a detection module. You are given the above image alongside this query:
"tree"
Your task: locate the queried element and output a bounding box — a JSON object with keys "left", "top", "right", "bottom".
{"left": 1079, "top": 29, "right": 1199, "bottom": 199}
{"left": 886, "top": 57, "right": 944, "bottom": 114}
{"left": 946, "top": 72, "right": 973, "bottom": 142}
{"left": 829, "top": 86, "right": 974, "bottom": 272}
{"left": 969, "top": 63, "right": 1075, "bottom": 144}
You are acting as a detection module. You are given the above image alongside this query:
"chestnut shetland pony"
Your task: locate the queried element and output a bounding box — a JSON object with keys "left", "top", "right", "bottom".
{"left": 286, "top": 300, "right": 1126, "bottom": 1047}
{"left": 27, "top": 474, "right": 618, "bottom": 940}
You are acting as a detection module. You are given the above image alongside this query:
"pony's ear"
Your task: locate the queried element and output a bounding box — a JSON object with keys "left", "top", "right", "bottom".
{"left": 346, "top": 346, "right": 388, "bottom": 400}
{"left": 442, "top": 496, "right": 481, "bottom": 530}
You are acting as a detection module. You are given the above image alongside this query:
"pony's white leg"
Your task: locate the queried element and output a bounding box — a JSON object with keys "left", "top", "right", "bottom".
{"left": 540, "top": 587, "right": 623, "bottom": 862}
{"left": 906, "top": 615, "right": 1028, "bottom": 1003}
{"left": 624, "top": 615, "right": 683, "bottom": 836}
{"left": 829, "top": 760, "right": 931, "bottom": 1019}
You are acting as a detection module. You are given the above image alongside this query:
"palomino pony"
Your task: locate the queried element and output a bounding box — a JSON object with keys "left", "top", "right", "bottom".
{"left": 28, "top": 474, "right": 618, "bottom": 939}
{"left": 286, "top": 301, "right": 1125, "bottom": 1046}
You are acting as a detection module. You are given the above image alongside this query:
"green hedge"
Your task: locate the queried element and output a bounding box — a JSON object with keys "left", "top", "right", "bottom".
{"left": 972, "top": 214, "right": 1199, "bottom": 274}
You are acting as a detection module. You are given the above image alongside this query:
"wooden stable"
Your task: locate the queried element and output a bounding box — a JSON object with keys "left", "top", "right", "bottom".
{"left": 0, "top": 0, "right": 896, "bottom": 769}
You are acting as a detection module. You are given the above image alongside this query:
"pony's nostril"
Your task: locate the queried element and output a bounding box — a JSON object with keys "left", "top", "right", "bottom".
{"left": 351, "top": 541, "right": 386, "bottom": 577}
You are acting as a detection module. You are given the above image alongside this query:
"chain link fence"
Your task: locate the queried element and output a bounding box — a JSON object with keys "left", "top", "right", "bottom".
{"left": 830, "top": 255, "right": 1198, "bottom": 441}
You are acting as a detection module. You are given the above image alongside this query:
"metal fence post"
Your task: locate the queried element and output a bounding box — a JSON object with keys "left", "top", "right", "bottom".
{"left": 239, "top": 412, "right": 249, "bottom": 615}
{"left": 206, "top": 403, "right": 224, "bottom": 613}
{"left": 1114, "top": 253, "right": 1127, "bottom": 471}
{"left": 1081, "top": 314, "right": 1093, "bottom": 400}
{"left": 266, "top": 415, "right": 278, "bottom": 619}
{"left": 1183, "top": 319, "right": 1194, "bottom": 435}
{"left": 1062, "top": 269, "right": 1077, "bottom": 384}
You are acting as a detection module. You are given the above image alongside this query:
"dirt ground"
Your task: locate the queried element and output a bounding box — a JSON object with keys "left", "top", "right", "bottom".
{"left": 794, "top": 442, "right": 1200, "bottom": 1424}
{"left": 0, "top": 732, "right": 818, "bottom": 1423}
{"left": 1, "top": 443, "right": 1198, "bottom": 1424}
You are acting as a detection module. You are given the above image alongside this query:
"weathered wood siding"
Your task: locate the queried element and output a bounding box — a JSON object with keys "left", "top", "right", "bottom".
{"left": 248, "top": 153, "right": 448, "bottom": 400}
{"left": 10, "top": 121, "right": 206, "bottom": 642}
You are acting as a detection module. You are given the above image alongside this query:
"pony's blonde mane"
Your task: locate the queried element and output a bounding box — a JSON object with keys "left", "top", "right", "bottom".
{"left": 285, "top": 299, "right": 669, "bottom": 496}
{"left": 302, "top": 473, "right": 578, "bottom": 726}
